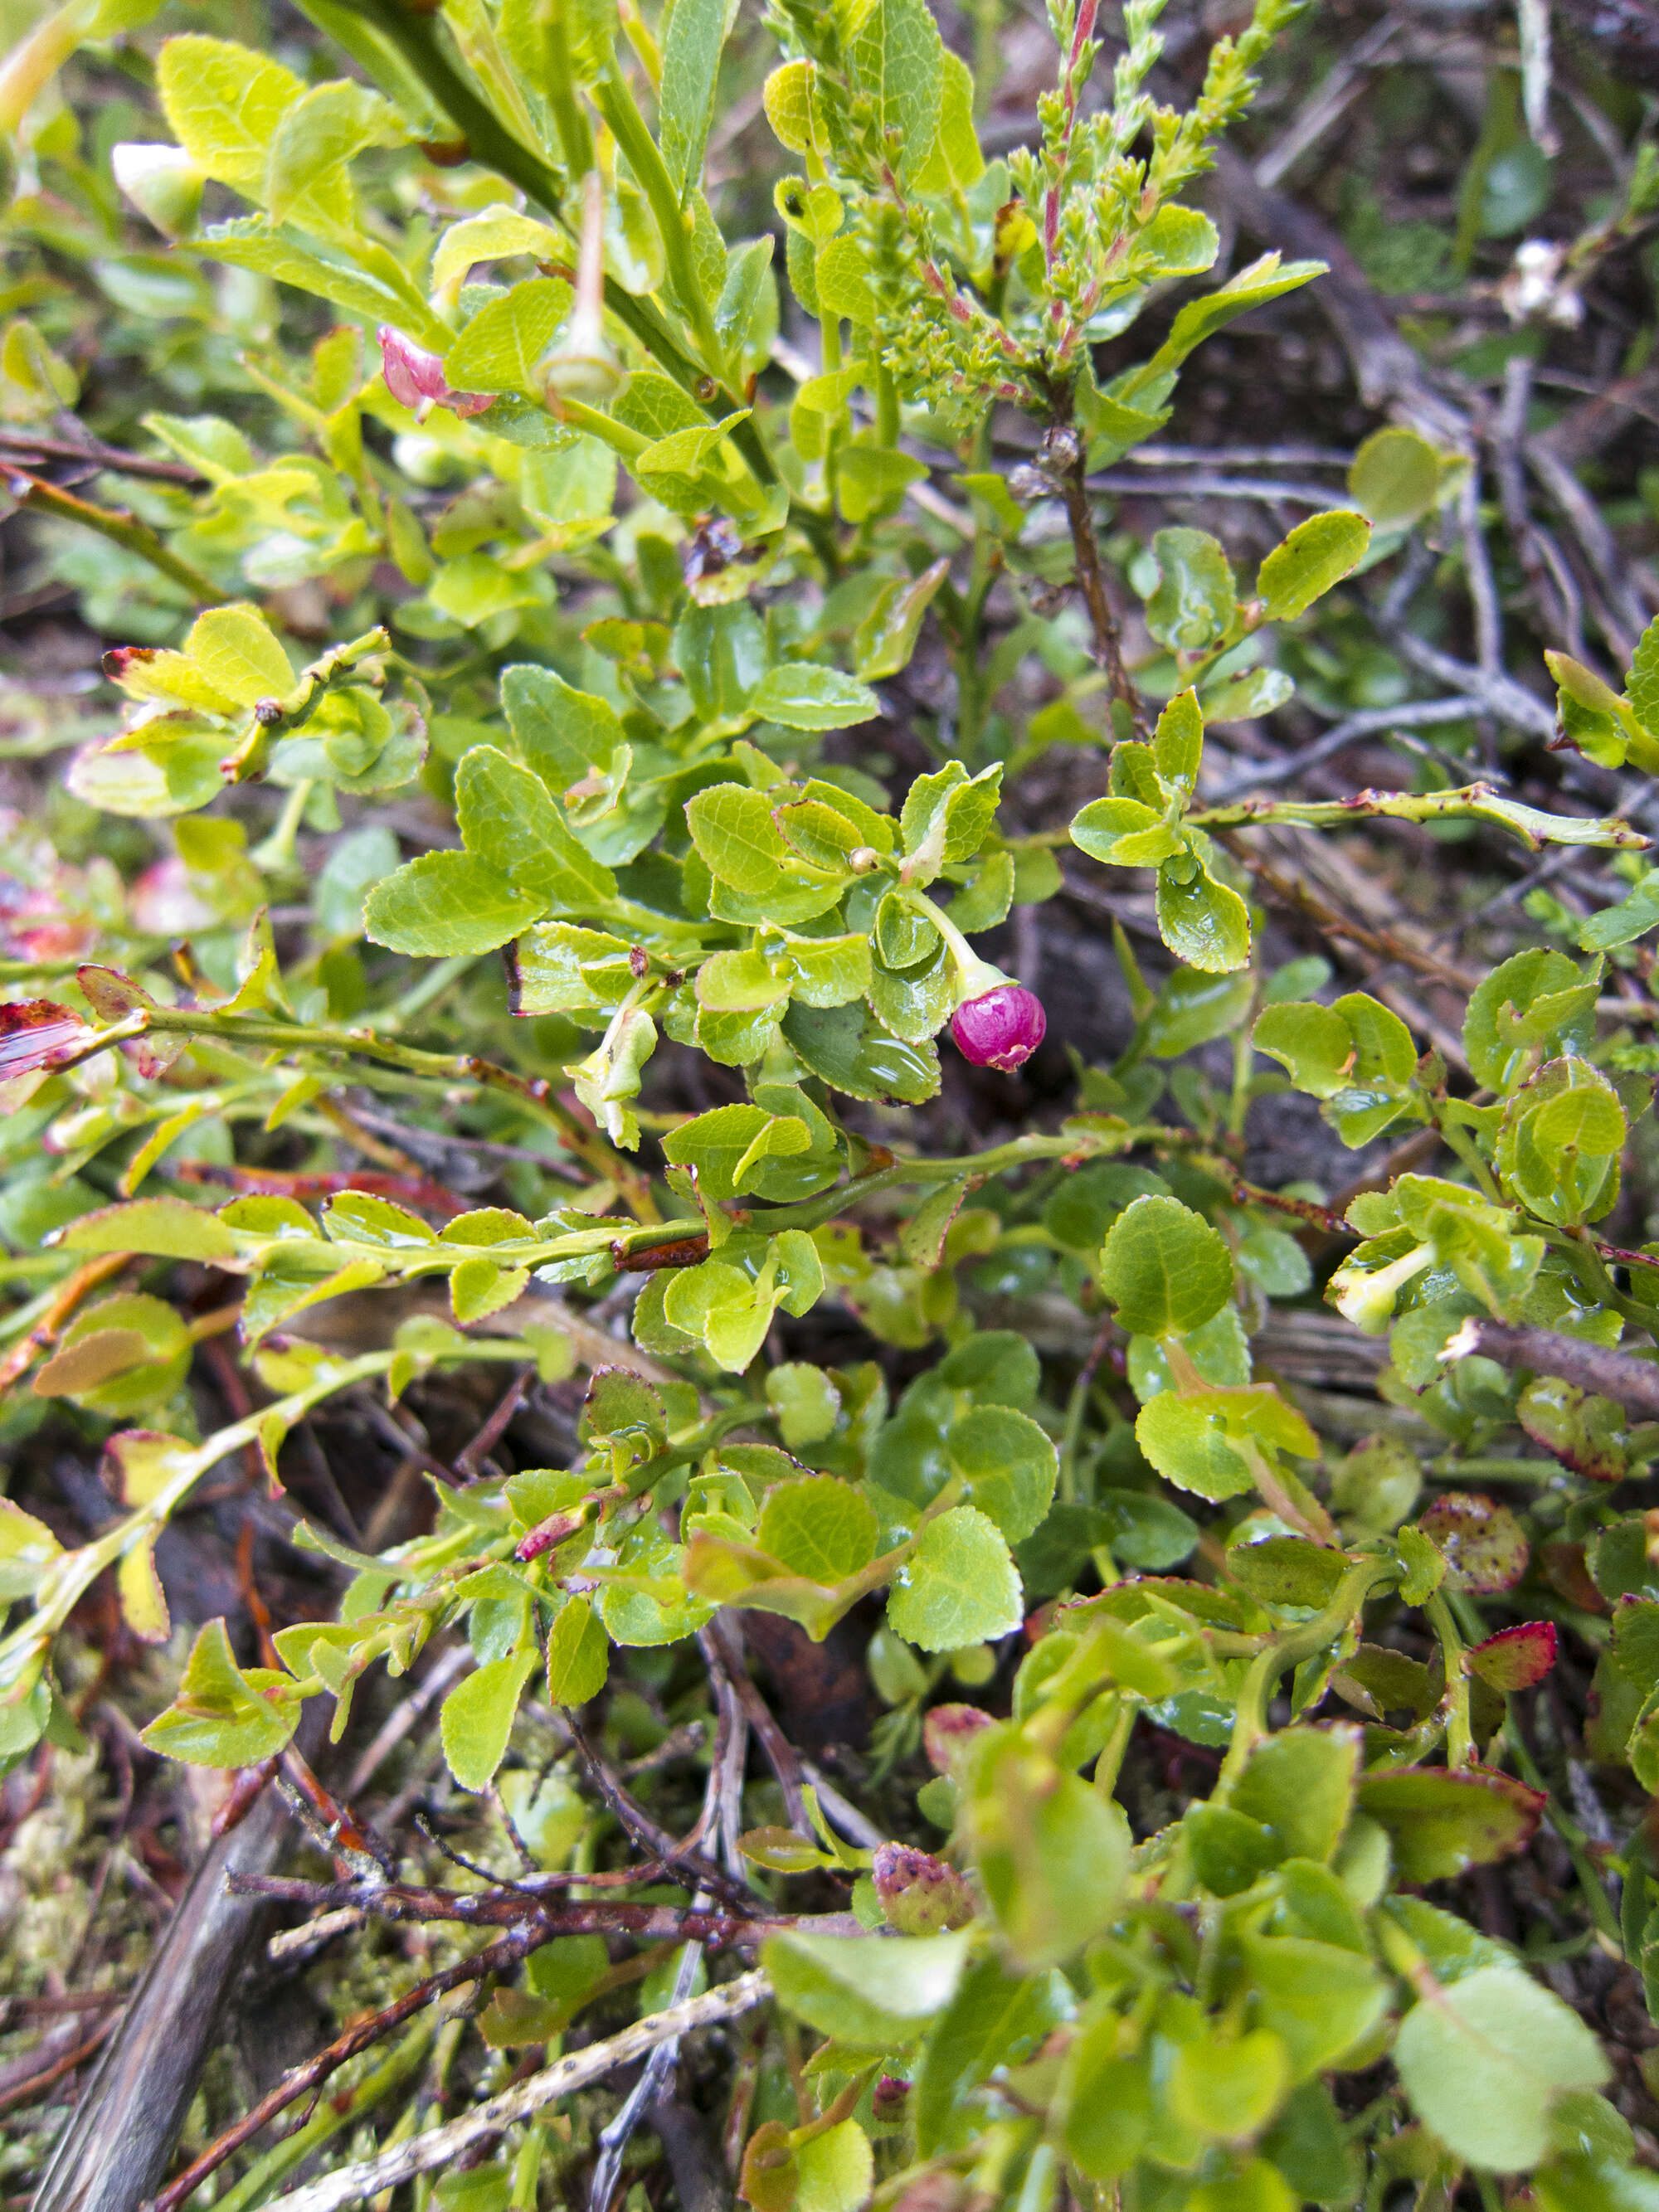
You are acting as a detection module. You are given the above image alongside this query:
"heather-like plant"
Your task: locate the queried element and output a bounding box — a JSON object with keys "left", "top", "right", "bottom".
{"left": 2, "top": 1, "right": 1659, "bottom": 2206}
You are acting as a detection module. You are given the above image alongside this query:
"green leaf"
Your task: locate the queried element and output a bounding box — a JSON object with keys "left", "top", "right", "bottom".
{"left": 323, "top": 1190, "right": 435, "bottom": 1247}
{"left": 1496, "top": 1056, "right": 1626, "bottom": 1228}
{"left": 140, "top": 1617, "right": 301, "bottom": 1767}
{"left": 158, "top": 36, "right": 302, "bottom": 193}
{"left": 1230, "top": 1726, "right": 1358, "bottom": 1864}
{"left": 946, "top": 1406, "right": 1058, "bottom": 1544}
{"left": 1348, "top": 425, "right": 1445, "bottom": 527}
{"left": 502, "top": 663, "right": 625, "bottom": 789}
{"left": 675, "top": 600, "right": 768, "bottom": 724}
{"left": 197, "top": 219, "right": 454, "bottom": 355}
{"left": 1394, "top": 1965, "right": 1609, "bottom": 2172}
{"left": 1256, "top": 510, "right": 1372, "bottom": 623}
{"left": 1184, "top": 1803, "right": 1282, "bottom": 1896}
{"left": 544, "top": 1595, "right": 608, "bottom": 1708}
{"left": 1169, "top": 2028, "right": 1290, "bottom": 2143}
{"left": 1068, "top": 796, "right": 1175, "bottom": 869}
{"left": 60, "top": 1197, "right": 238, "bottom": 1262}
{"left": 266, "top": 79, "right": 401, "bottom": 223}
{"left": 914, "top": 1957, "right": 1068, "bottom": 2156}
{"left": 0, "top": 1499, "right": 62, "bottom": 1602}
{"left": 757, "top": 1475, "right": 878, "bottom": 1583}
{"left": 431, "top": 204, "right": 567, "bottom": 300}
{"left": 455, "top": 746, "right": 617, "bottom": 912}
{"left": 664, "top": 1233, "right": 825, "bottom": 1372}
{"left": 440, "top": 1650, "right": 538, "bottom": 1791}
{"left": 1146, "top": 253, "right": 1327, "bottom": 372}
{"left": 849, "top": 0, "right": 945, "bottom": 185}
{"left": 1151, "top": 687, "right": 1205, "bottom": 791}
{"left": 686, "top": 782, "right": 791, "bottom": 893}
{"left": 1579, "top": 875, "right": 1659, "bottom": 952}
{"left": 749, "top": 664, "right": 881, "bottom": 731}
{"left": 1146, "top": 529, "right": 1236, "bottom": 652}
{"left": 634, "top": 412, "right": 751, "bottom": 508}
{"left": 1252, "top": 999, "right": 1353, "bottom": 1095}
{"left": 965, "top": 1726, "right": 1131, "bottom": 1968}
{"left": 762, "top": 1928, "right": 970, "bottom": 2045}
{"left": 1226, "top": 1534, "right": 1345, "bottom": 1607}
{"left": 665, "top": 1103, "right": 795, "bottom": 1199}
{"left": 1098, "top": 1194, "right": 1233, "bottom": 1339}
{"left": 781, "top": 1002, "right": 940, "bottom": 1103}
{"left": 1629, "top": 613, "right": 1659, "bottom": 740}
{"left": 1357, "top": 1766, "right": 1545, "bottom": 1880}
{"left": 659, "top": 0, "right": 728, "bottom": 201}
{"left": 765, "top": 1364, "right": 841, "bottom": 1449}
{"left": 795, "top": 2122, "right": 873, "bottom": 2212}
{"left": 1134, "top": 1391, "right": 1254, "bottom": 1502}
{"left": 856, "top": 558, "right": 950, "bottom": 680}
{"left": 445, "top": 278, "right": 572, "bottom": 394}
{"left": 364, "top": 851, "right": 546, "bottom": 956}
{"left": 447, "top": 1255, "right": 526, "bottom": 1323}
{"left": 1241, "top": 1931, "right": 1389, "bottom": 2081}
{"left": 186, "top": 603, "right": 295, "bottom": 708}
{"left": 1156, "top": 852, "right": 1251, "bottom": 972}
{"left": 912, "top": 47, "right": 984, "bottom": 191}
{"left": 888, "top": 1506, "right": 1022, "bottom": 1651}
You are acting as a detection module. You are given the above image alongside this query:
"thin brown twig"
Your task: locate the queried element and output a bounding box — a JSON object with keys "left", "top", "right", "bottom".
{"left": 0, "top": 426, "right": 205, "bottom": 484}
{"left": 454, "top": 1367, "right": 533, "bottom": 1480}
{"left": 222, "top": 1870, "right": 857, "bottom": 1943}
{"left": 691, "top": 1626, "right": 750, "bottom": 1878}
{"left": 142, "top": 1931, "right": 538, "bottom": 2212}
{"left": 1050, "top": 428, "right": 1149, "bottom": 737}
{"left": 566, "top": 1713, "right": 753, "bottom": 1907}
{"left": 0, "top": 2015, "right": 118, "bottom": 2115}
{"left": 701, "top": 1616, "right": 810, "bottom": 1838}
{"left": 1216, "top": 834, "right": 1484, "bottom": 992}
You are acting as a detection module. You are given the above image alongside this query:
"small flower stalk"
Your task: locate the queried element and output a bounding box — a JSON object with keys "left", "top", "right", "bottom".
{"left": 923, "top": 908, "right": 1048, "bottom": 1072}
{"left": 542, "top": 170, "right": 621, "bottom": 402}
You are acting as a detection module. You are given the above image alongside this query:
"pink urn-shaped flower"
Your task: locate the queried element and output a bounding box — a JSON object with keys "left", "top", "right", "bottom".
{"left": 376, "top": 327, "right": 493, "bottom": 421}
{"left": 951, "top": 976, "right": 1047, "bottom": 1072}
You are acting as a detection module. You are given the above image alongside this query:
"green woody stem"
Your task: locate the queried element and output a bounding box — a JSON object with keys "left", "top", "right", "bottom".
{"left": 1190, "top": 782, "right": 1645, "bottom": 850}
{"left": 340, "top": 0, "right": 776, "bottom": 489}
{"left": 1213, "top": 1556, "right": 1403, "bottom": 1803}
{"left": 9, "top": 470, "right": 229, "bottom": 607}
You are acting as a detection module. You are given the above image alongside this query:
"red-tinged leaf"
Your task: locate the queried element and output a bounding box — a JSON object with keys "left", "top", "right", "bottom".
{"left": 77, "top": 963, "right": 184, "bottom": 1078}
{"left": 1356, "top": 1763, "right": 1546, "bottom": 1881}
{"left": 922, "top": 1702, "right": 992, "bottom": 1774}
{"left": 102, "top": 1428, "right": 198, "bottom": 1507}
{"left": 1418, "top": 1491, "right": 1529, "bottom": 1593}
{"left": 0, "top": 998, "right": 95, "bottom": 1081}
{"left": 1465, "top": 1621, "right": 1559, "bottom": 1693}
{"left": 1540, "top": 1539, "right": 1608, "bottom": 1616}
{"left": 76, "top": 963, "right": 153, "bottom": 1022}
